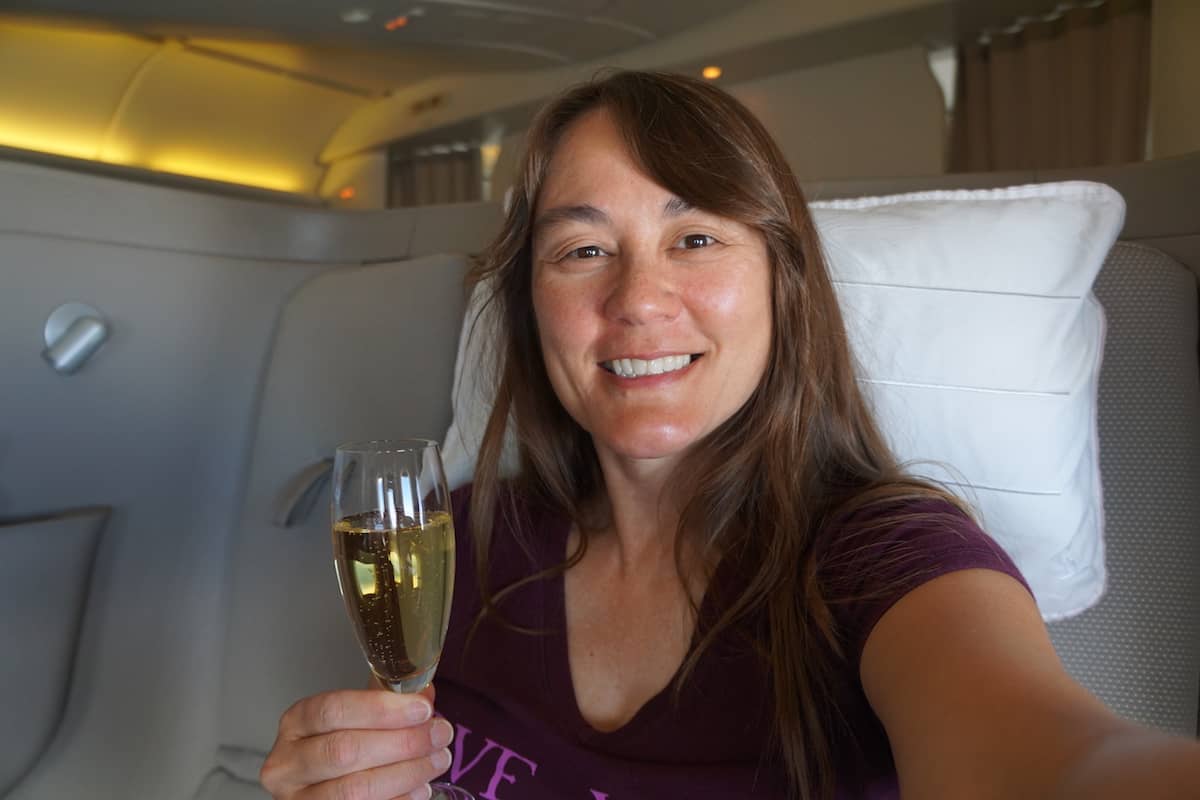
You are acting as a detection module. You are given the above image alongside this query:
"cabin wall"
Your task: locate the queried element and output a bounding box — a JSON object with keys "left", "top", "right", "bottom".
{"left": 728, "top": 46, "right": 945, "bottom": 180}
{"left": 0, "top": 161, "right": 335, "bottom": 796}
{"left": 0, "top": 158, "right": 505, "bottom": 797}
{"left": 1149, "top": 0, "right": 1200, "bottom": 159}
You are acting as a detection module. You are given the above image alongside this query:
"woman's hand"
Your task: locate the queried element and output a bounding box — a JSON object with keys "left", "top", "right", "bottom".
{"left": 260, "top": 685, "right": 453, "bottom": 800}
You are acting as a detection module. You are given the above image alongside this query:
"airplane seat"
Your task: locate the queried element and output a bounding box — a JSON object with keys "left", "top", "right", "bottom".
{"left": 197, "top": 253, "right": 474, "bottom": 798}
{"left": 806, "top": 157, "right": 1200, "bottom": 738}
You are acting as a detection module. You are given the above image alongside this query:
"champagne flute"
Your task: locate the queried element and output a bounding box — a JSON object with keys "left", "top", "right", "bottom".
{"left": 331, "top": 439, "right": 473, "bottom": 800}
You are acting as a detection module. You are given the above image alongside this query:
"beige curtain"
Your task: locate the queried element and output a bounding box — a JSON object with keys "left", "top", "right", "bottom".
{"left": 387, "top": 149, "right": 482, "bottom": 207}
{"left": 950, "top": 0, "right": 1151, "bottom": 172}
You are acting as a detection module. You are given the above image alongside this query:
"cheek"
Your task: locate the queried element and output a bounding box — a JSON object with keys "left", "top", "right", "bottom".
{"left": 691, "top": 265, "right": 773, "bottom": 339}
{"left": 532, "top": 282, "right": 569, "bottom": 351}
{"left": 532, "top": 281, "right": 592, "bottom": 389}
{"left": 694, "top": 262, "right": 774, "bottom": 393}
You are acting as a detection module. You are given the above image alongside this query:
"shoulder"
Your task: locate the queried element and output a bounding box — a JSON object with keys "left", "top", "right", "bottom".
{"left": 818, "top": 495, "right": 1032, "bottom": 665}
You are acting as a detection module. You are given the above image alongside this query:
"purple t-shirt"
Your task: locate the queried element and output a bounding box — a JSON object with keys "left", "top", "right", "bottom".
{"left": 433, "top": 487, "right": 1030, "bottom": 799}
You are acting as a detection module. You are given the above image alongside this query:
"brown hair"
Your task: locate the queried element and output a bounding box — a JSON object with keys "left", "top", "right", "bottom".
{"left": 466, "top": 70, "right": 968, "bottom": 800}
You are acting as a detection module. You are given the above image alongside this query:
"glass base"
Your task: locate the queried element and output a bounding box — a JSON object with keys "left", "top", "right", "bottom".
{"left": 377, "top": 663, "right": 437, "bottom": 694}
{"left": 431, "top": 784, "right": 474, "bottom": 800}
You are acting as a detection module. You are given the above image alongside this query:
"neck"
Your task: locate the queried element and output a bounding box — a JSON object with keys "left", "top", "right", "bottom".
{"left": 590, "top": 447, "right": 687, "bottom": 577}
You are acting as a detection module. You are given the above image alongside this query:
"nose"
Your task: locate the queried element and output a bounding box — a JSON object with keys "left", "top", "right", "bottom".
{"left": 603, "top": 252, "right": 681, "bottom": 325}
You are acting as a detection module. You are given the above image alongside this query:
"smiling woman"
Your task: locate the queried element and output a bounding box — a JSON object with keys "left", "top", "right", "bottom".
{"left": 456, "top": 70, "right": 967, "bottom": 798}
{"left": 260, "top": 70, "right": 1200, "bottom": 800}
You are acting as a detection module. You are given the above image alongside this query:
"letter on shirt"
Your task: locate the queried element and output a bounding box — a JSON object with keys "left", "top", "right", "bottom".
{"left": 450, "top": 724, "right": 539, "bottom": 800}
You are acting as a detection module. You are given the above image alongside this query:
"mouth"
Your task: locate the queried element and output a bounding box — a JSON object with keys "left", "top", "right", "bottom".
{"left": 599, "top": 354, "right": 702, "bottom": 378}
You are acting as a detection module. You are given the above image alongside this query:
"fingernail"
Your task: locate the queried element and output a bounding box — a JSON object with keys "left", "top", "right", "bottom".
{"left": 411, "top": 784, "right": 432, "bottom": 800}
{"left": 405, "top": 699, "right": 432, "bottom": 724}
{"left": 430, "top": 719, "right": 454, "bottom": 749}
{"left": 430, "top": 747, "right": 452, "bottom": 772}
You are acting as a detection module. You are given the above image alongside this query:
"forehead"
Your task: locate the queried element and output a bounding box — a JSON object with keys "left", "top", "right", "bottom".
{"left": 536, "top": 109, "right": 669, "bottom": 210}
{"left": 552, "top": 107, "right": 624, "bottom": 155}
{"left": 543, "top": 110, "right": 642, "bottom": 180}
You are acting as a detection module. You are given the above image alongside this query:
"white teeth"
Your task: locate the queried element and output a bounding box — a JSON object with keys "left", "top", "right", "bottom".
{"left": 604, "top": 354, "right": 692, "bottom": 378}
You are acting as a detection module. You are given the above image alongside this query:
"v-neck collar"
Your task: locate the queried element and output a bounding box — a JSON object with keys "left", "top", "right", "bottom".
{"left": 537, "top": 504, "right": 727, "bottom": 747}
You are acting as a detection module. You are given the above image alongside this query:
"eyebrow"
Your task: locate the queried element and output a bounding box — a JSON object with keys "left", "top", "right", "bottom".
{"left": 532, "top": 204, "right": 609, "bottom": 237}
{"left": 533, "top": 195, "right": 696, "bottom": 237}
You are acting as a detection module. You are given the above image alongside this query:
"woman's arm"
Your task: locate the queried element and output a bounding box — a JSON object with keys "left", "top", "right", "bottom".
{"left": 860, "top": 568, "right": 1200, "bottom": 799}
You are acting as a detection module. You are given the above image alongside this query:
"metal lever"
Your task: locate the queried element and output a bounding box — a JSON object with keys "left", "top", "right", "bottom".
{"left": 274, "top": 458, "right": 334, "bottom": 528}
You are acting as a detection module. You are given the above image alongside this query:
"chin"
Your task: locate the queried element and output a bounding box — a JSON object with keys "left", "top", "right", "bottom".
{"left": 596, "top": 422, "right": 705, "bottom": 462}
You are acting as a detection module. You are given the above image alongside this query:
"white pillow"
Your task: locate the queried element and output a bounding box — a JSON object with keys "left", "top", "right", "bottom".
{"left": 443, "top": 181, "right": 1125, "bottom": 621}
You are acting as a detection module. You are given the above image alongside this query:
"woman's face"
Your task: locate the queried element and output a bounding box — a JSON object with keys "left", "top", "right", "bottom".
{"left": 530, "top": 109, "right": 773, "bottom": 466}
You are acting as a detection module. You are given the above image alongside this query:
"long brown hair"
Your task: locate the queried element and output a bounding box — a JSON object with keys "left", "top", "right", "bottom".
{"left": 466, "top": 70, "right": 968, "bottom": 800}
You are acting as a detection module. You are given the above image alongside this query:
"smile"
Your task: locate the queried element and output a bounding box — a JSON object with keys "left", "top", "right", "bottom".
{"left": 600, "top": 354, "right": 699, "bottom": 378}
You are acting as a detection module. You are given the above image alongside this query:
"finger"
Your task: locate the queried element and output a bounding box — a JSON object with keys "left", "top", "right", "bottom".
{"left": 282, "top": 690, "right": 433, "bottom": 740}
{"left": 293, "top": 719, "right": 455, "bottom": 785}
{"left": 304, "top": 747, "right": 453, "bottom": 800}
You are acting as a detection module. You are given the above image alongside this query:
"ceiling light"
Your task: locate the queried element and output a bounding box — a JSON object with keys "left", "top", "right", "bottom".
{"left": 341, "top": 8, "right": 372, "bottom": 23}
{"left": 702, "top": 65, "right": 722, "bottom": 80}
{"left": 384, "top": 15, "right": 409, "bottom": 30}
{"left": 408, "top": 6, "right": 426, "bottom": 16}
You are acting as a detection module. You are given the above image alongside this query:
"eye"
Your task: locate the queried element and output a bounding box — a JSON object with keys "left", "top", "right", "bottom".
{"left": 679, "top": 234, "right": 716, "bottom": 249}
{"left": 566, "top": 244, "right": 606, "bottom": 260}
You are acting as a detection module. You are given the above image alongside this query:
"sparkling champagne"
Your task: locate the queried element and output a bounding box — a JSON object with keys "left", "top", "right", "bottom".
{"left": 332, "top": 510, "right": 455, "bottom": 691}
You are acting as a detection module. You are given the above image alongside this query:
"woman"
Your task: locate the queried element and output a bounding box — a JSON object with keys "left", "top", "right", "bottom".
{"left": 261, "top": 71, "right": 1200, "bottom": 800}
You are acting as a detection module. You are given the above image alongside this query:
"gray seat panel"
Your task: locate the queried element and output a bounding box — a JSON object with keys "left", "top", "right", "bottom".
{"left": 1047, "top": 243, "right": 1200, "bottom": 735}
{"left": 217, "top": 254, "right": 471, "bottom": 757}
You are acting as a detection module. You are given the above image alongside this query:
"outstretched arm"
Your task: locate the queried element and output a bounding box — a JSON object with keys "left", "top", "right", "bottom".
{"left": 861, "top": 568, "right": 1200, "bottom": 799}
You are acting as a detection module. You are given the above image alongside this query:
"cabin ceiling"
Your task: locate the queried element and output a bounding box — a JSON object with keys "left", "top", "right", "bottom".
{"left": 0, "top": 0, "right": 1068, "bottom": 198}
{"left": 1, "top": 0, "right": 1066, "bottom": 96}
{"left": 0, "top": 0, "right": 748, "bottom": 95}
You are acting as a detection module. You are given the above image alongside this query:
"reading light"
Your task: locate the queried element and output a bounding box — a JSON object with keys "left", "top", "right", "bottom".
{"left": 702, "top": 66, "right": 722, "bottom": 80}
